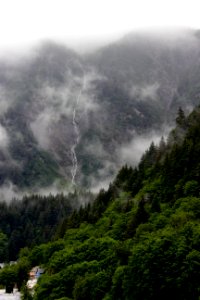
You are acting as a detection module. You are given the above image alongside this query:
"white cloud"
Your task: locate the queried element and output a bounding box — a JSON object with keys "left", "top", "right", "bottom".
{"left": 30, "top": 68, "right": 100, "bottom": 150}
{"left": 30, "top": 108, "right": 55, "bottom": 150}
{"left": 0, "top": 180, "right": 70, "bottom": 203}
{"left": 0, "top": 124, "right": 9, "bottom": 149}
{"left": 0, "top": 85, "right": 15, "bottom": 116}
{"left": 118, "top": 128, "right": 170, "bottom": 166}
{"left": 0, "top": 0, "right": 200, "bottom": 54}
{"left": 130, "top": 83, "right": 160, "bottom": 101}
{"left": 90, "top": 176, "right": 114, "bottom": 193}
{"left": 0, "top": 182, "right": 23, "bottom": 203}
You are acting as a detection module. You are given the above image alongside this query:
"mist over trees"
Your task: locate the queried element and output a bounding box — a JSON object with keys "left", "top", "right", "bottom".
{"left": 0, "top": 29, "right": 200, "bottom": 198}
{"left": 0, "top": 191, "right": 93, "bottom": 261}
{"left": 1, "top": 30, "right": 200, "bottom": 299}
{"left": 1, "top": 106, "right": 200, "bottom": 299}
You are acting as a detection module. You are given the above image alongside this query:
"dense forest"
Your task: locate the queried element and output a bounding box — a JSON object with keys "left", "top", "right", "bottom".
{"left": 1, "top": 106, "right": 200, "bottom": 299}
{"left": 0, "top": 191, "right": 93, "bottom": 261}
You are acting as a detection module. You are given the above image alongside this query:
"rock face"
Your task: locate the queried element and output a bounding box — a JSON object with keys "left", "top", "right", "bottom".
{"left": 1, "top": 29, "right": 200, "bottom": 194}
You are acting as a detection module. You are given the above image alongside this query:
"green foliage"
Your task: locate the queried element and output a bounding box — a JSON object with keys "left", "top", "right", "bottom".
{"left": 15, "top": 257, "right": 31, "bottom": 290}
{"left": 0, "top": 192, "right": 79, "bottom": 260}
{"left": 0, "top": 257, "right": 30, "bottom": 291}
{"left": 21, "top": 284, "right": 33, "bottom": 300}
{"left": 183, "top": 180, "right": 199, "bottom": 196}
{"left": 110, "top": 266, "right": 127, "bottom": 300}
{"left": 0, "top": 231, "right": 8, "bottom": 262}
{"left": 73, "top": 271, "right": 110, "bottom": 300}
{"left": 3, "top": 106, "right": 200, "bottom": 298}
{"left": 0, "top": 265, "right": 17, "bottom": 290}
{"left": 176, "top": 107, "right": 187, "bottom": 129}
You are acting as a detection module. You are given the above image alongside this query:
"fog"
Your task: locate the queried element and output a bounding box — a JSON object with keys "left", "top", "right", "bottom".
{"left": 130, "top": 83, "right": 160, "bottom": 101}
{"left": 0, "top": 125, "right": 9, "bottom": 149}
{"left": 29, "top": 66, "right": 101, "bottom": 173}
{"left": 87, "top": 127, "right": 172, "bottom": 193}
{"left": 0, "top": 182, "right": 24, "bottom": 203}
{"left": 0, "top": 0, "right": 200, "bottom": 50}
{"left": 0, "top": 28, "right": 199, "bottom": 201}
{"left": 0, "top": 180, "right": 72, "bottom": 204}
{"left": 118, "top": 128, "right": 170, "bottom": 166}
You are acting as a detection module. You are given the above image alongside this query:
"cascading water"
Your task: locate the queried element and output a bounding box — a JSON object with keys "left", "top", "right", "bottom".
{"left": 71, "top": 72, "right": 86, "bottom": 186}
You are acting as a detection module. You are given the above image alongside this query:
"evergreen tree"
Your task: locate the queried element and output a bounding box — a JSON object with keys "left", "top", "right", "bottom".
{"left": 176, "top": 107, "right": 187, "bottom": 128}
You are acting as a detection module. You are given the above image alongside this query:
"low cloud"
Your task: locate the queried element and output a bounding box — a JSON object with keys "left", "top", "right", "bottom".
{"left": 90, "top": 175, "right": 114, "bottom": 193}
{"left": 0, "top": 124, "right": 9, "bottom": 149}
{"left": 89, "top": 159, "right": 118, "bottom": 193}
{"left": 0, "top": 86, "right": 14, "bottom": 116}
{"left": 0, "top": 180, "right": 71, "bottom": 204}
{"left": 130, "top": 82, "right": 160, "bottom": 101}
{"left": 0, "top": 182, "right": 24, "bottom": 203}
{"left": 30, "top": 68, "right": 100, "bottom": 152}
{"left": 30, "top": 108, "right": 57, "bottom": 150}
{"left": 118, "top": 127, "right": 170, "bottom": 166}
{"left": 85, "top": 139, "right": 107, "bottom": 158}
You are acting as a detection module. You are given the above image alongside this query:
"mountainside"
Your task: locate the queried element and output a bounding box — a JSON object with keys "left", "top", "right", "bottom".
{"left": 1, "top": 29, "right": 200, "bottom": 197}
{"left": 0, "top": 189, "right": 94, "bottom": 261}
{"left": 2, "top": 105, "right": 200, "bottom": 299}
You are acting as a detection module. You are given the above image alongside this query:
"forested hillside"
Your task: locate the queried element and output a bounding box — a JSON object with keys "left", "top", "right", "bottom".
{"left": 2, "top": 106, "right": 200, "bottom": 299}
{"left": 0, "top": 191, "right": 93, "bottom": 261}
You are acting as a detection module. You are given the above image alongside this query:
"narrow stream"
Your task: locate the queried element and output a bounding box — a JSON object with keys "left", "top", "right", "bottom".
{"left": 71, "top": 72, "right": 86, "bottom": 186}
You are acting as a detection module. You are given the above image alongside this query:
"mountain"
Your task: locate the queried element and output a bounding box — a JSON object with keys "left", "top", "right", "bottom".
{"left": 1, "top": 29, "right": 200, "bottom": 197}
{"left": 2, "top": 105, "right": 200, "bottom": 299}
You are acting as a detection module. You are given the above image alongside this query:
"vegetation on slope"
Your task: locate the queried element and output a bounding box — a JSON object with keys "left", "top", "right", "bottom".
{"left": 0, "top": 191, "right": 93, "bottom": 261}
{"left": 1, "top": 107, "right": 200, "bottom": 299}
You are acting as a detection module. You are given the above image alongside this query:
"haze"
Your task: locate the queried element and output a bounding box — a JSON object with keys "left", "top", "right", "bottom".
{"left": 0, "top": 0, "right": 200, "bottom": 54}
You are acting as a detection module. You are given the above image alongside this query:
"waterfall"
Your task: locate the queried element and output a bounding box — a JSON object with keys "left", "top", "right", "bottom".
{"left": 71, "top": 72, "right": 86, "bottom": 186}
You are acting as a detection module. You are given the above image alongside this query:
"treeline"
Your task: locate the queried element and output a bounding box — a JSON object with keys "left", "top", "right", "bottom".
{"left": 2, "top": 107, "right": 200, "bottom": 299}
{"left": 0, "top": 191, "right": 93, "bottom": 261}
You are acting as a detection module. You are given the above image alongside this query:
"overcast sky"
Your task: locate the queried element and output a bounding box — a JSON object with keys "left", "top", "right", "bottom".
{"left": 0, "top": 0, "right": 200, "bottom": 53}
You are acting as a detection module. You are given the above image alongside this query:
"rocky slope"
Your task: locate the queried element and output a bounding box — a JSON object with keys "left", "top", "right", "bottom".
{"left": 0, "top": 29, "right": 200, "bottom": 197}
